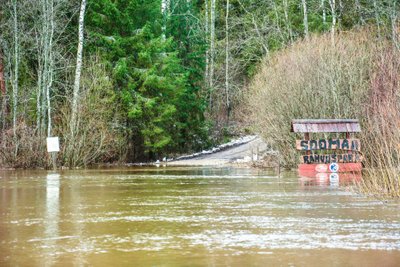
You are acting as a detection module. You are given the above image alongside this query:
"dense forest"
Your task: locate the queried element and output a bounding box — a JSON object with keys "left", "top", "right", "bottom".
{"left": 0, "top": 0, "right": 399, "bottom": 168}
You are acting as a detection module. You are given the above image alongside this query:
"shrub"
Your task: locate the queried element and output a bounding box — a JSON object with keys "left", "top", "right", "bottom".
{"left": 58, "top": 56, "right": 126, "bottom": 167}
{"left": 244, "top": 28, "right": 400, "bottom": 197}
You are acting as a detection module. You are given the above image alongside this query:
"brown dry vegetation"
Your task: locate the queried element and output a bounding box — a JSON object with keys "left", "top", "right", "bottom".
{"left": 0, "top": 57, "right": 125, "bottom": 169}
{"left": 244, "top": 28, "right": 400, "bottom": 198}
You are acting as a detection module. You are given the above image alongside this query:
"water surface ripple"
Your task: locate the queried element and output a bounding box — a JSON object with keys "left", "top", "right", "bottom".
{"left": 1, "top": 167, "right": 400, "bottom": 266}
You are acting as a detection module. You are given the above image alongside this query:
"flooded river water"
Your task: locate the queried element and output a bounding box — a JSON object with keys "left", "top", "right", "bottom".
{"left": 1, "top": 167, "right": 400, "bottom": 266}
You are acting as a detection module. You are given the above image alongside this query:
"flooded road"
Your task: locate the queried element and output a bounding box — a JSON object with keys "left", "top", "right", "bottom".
{"left": 1, "top": 167, "right": 400, "bottom": 266}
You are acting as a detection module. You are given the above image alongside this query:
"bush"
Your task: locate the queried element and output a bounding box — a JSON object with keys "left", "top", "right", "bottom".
{"left": 0, "top": 123, "right": 48, "bottom": 168}
{"left": 58, "top": 56, "right": 126, "bottom": 167}
{"left": 244, "top": 28, "right": 400, "bottom": 197}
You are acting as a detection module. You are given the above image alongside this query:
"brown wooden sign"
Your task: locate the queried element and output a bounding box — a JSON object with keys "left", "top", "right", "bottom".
{"left": 296, "top": 139, "right": 360, "bottom": 151}
{"left": 301, "top": 153, "right": 363, "bottom": 164}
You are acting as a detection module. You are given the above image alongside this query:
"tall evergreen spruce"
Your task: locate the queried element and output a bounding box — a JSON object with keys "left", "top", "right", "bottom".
{"left": 86, "top": 0, "right": 209, "bottom": 161}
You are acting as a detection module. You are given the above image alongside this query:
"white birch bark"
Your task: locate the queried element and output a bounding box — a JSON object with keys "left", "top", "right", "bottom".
{"left": 36, "top": 0, "right": 55, "bottom": 137}
{"left": 321, "top": 0, "right": 326, "bottom": 25}
{"left": 46, "top": 0, "right": 54, "bottom": 137}
{"left": 209, "top": 0, "right": 215, "bottom": 107}
{"left": 71, "top": 0, "right": 87, "bottom": 136}
{"left": 390, "top": 0, "right": 399, "bottom": 49}
{"left": 11, "top": 0, "right": 19, "bottom": 137}
{"left": 329, "top": 0, "right": 336, "bottom": 45}
{"left": 161, "top": 0, "right": 168, "bottom": 40}
{"left": 302, "top": 0, "right": 309, "bottom": 38}
{"left": 283, "top": 0, "right": 293, "bottom": 42}
{"left": 225, "top": 0, "right": 230, "bottom": 120}
{"left": 205, "top": 0, "right": 209, "bottom": 86}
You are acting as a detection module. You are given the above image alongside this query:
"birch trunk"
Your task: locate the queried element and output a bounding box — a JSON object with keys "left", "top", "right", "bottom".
{"left": 329, "top": 0, "right": 336, "bottom": 45}
{"left": 283, "top": 0, "right": 293, "bottom": 42}
{"left": 302, "top": 0, "right": 309, "bottom": 38}
{"left": 11, "top": 0, "right": 19, "bottom": 137}
{"left": 0, "top": 49, "right": 6, "bottom": 133}
{"left": 37, "top": 0, "right": 55, "bottom": 137}
{"left": 321, "top": 0, "right": 326, "bottom": 25}
{"left": 390, "top": 0, "right": 399, "bottom": 49}
{"left": 46, "top": 0, "right": 54, "bottom": 137}
{"left": 161, "top": 0, "right": 168, "bottom": 40}
{"left": 225, "top": 0, "right": 230, "bottom": 121}
{"left": 209, "top": 0, "right": 215, "bottom": 108}
{"left": 0, "top": 49, "right": 6, "bottom": 109}
{"left": 71, "top": 0, "right": 87, "bottom": 136}
{"left": 204, "top": 0, "right": 209, "bottom": 87}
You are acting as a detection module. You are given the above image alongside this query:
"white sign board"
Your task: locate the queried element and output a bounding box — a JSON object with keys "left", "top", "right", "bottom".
{"left": 47, "top": 137, "right": 60, "bottom": 152}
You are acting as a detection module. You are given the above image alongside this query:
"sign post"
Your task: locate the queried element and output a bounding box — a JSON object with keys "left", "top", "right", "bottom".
{"left": 291, "top": 119, "right": 362, "bottom": 177}
{"left": 46, "top": 137, "right": 60, "bottom": 170}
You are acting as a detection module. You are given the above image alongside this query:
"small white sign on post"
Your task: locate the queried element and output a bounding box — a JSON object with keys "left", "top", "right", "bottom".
{"left": 47, "top": 137, "right": 60, "bottom": 153}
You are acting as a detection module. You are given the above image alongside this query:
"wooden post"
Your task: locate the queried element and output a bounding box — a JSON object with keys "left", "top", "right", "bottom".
{"left": 51, "top": 152, "right": 57, "bottom": 170}
{"left": 304, "top": 132, "right": 310, "bottom": 156}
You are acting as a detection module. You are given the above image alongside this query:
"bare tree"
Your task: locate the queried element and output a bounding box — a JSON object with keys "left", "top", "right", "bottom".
{"left": 329, "top": 0, "right": 336, "bottom": 44}
{"left": 204, "top": 0, "right": 209, "bottom": 87}
{"left": 70, "top": 0, "right": 87, "bottom": 136}
{"left": 237, "top": 0, "right": 269, "bottom": 55}
{"left": 321, "top": 0, "right": 326, "bottom": 25}
{"left": 209, "top": 0, "right": 215, "bottom": 108}
{"left": 390, "top": 0, "right": 399, "bottom": 50}
{"left": 10, "top": 0, "right": 19, "bottom": 137}
{"left": 283, "top": 0, "right": 293, "bottom": 42}
{"left": 0, "top": 50, "right": 5, "bottom": 107}
{"left": 0, "top": 48, "right": 6, "bottom": 133}
{"left": 35, "top": 0, "right": 56, "bottom": 137}
{"left": 225, "top": 0, "right": 230, "bottom": 121}
{"left": 302, "top": 0, "right": 309, "bottom": 38}
{"left": 161, "top": 0, "right": 169, "bottom": 40}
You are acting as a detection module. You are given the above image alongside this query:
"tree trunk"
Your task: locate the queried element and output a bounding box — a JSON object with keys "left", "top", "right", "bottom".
{"left": 37, "top": 0, "right": 55, "bottom": 137}
{"left": 204, "top": 0, "right": 209, "bottom": 86}
{"left": 321, "top": 0, "right": 326, "bottom": 25}
{"left": 390, "top": 0, "right": 399, "bottom": 50}
{"left": 70, "top": 0, "right": 87, "bottom": 136}
{"left": 0, "top": 49, "right": 6, "bottom": 109}
{"left": 225, "top": 0, "right": 230, "bottom": 122}
{"left": 161, "top": 0, "right": 168, "bottom": 40}
{"left": 46, "top": 0, "right": 54, "bottom": 137}
{"left": 329, "top": 0, "right": 336, "bottom": 45}
{"left": 0, "top": 48, "right": 7, "bottom": 134}
{"left": 11, "top": 0, "right": 19, "bottom": 137}
{"left": 283, "top": 0, "right": 293, "bottom": 42}
{"left": 302, "top": 0, "right": 309, "bottom": 38}
{"left": 209, "top": 0, "right": 215, "bottom": 108}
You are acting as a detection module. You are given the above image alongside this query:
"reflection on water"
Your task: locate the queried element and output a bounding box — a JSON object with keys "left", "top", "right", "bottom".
{"left": 44, "top": 173, "right": 60, "bottom": 267}
{"left": 299, "top": 172, "right": 362, "bottom": 188}
{"left": 0, "top": 167, "right": 400, "bottom": 266}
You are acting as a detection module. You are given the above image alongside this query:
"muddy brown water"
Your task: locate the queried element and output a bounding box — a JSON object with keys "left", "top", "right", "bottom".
{"left": 1, "top": 167, "right": 399, "bottom": 266}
